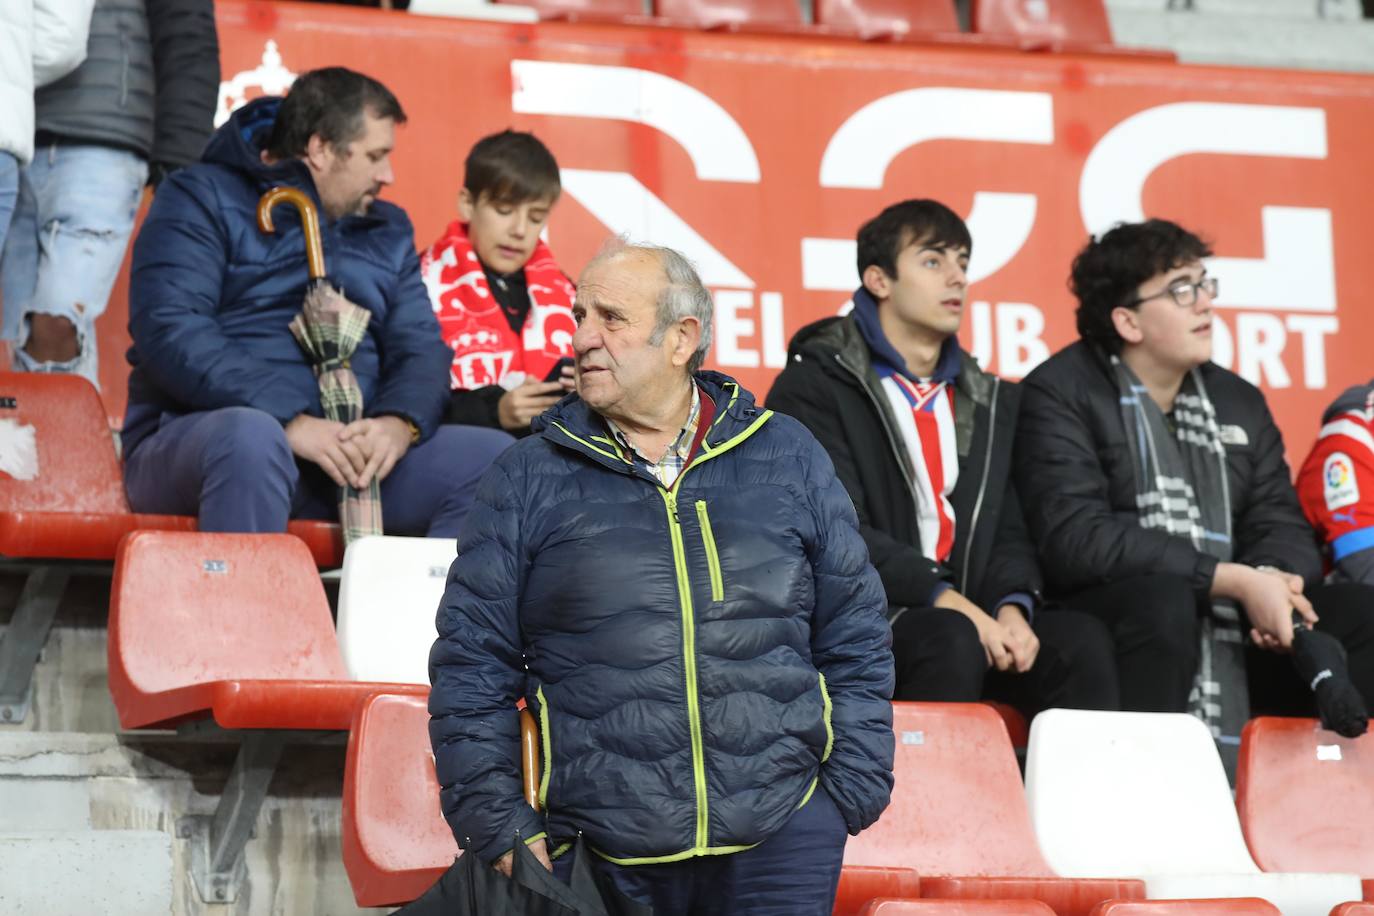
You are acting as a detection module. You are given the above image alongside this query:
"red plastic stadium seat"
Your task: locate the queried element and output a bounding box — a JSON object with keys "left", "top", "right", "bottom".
{"left": 655, "top": 0, "right": 804, "bottom": 28}
{"left": 108, "top": 531, "right": 424, "bottom": 731}
{"left": 0, "top": 372, "right": 342, "bottom": 566}
{"left": 0, "top": 373, "right": 127, "bottom": 518}
{"left": 493, "top": 0, "right": 645, "bottom": 19}
{"left": 814, "top": 0, "right": 958, "bottom": 37}
{"left": 861, "top": 901, "right": 1058, "bottom": 915}
{"left": 837, "top": 870, "right": 923, "bottom": 916}
{"left": 343, "top": 691, "right": 457, "bottom": 907}
{"left": 1088, "top": 901, "right": 1281, "bottom": 915}
{"left": 836, "top": 703, "right": 1143, "bottom": 916}
{"left": 1236, "top": 717, "right": 1374, "bottom": 901}
{"left": 971, "top": 0, "right": 1111, "bottom": 46}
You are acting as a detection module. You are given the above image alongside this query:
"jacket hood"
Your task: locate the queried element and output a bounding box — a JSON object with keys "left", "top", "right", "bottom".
{"left": 1322, "top": 382, "right": 1374, "bottom": 424}
{"left": 785, "top": 293, "right": 978, "bottom": 390}
{"left": 533, "top": 370, "right": 761, "bottom": 443}
{"left": 850, "top": 287, "right": 961, "bottom": 383}
{"left": 202, "top": 96, "right": 318, "bottom": 192}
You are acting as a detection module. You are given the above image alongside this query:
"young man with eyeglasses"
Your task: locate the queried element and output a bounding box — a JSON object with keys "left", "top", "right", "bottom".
{"left": 1014, "top": 218, "right": 1374, "bottom": 744}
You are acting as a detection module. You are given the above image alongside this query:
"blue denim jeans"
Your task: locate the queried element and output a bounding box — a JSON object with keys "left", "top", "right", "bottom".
{"left": 0, "top": 153, "right": 18, "bottom": 253}
{"left": 123, "top": 407, "right": 515, "bottom": 537}
{"left": 0, "top": 143, "right": 148, "bottom": 386}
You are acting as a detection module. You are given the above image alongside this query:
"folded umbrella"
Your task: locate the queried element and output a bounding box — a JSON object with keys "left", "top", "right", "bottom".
{"left": 395, "top": 831, "right": 652, "bottom": 916}
{"left": 394, "top": 833, "right": 578, "bottom": 916}
{"left": 396, "top": 709, "right": 653, "bottom": 915}
{"left": 257, "top": 186, "right": 382, "bottom": 544}
{"left": 1291, "top": 610, "right": 1368, "bottom": 738}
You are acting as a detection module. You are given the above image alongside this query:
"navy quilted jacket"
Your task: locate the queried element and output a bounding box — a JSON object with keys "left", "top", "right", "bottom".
{"left": 122, "top": 96, "right": 453, "bottom": 457}
{"left": 429, "top": 372, "right": 895, "bottom": 865}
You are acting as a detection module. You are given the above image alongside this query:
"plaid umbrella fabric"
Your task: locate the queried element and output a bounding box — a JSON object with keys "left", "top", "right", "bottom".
{"left": 258, "top": 186, "right": 383, "bottom": 544}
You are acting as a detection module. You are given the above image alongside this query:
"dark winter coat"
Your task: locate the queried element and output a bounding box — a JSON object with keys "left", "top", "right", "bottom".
{"left": 1014, "top": 340, "right": 1321, "bottom": 597}
{"left": 36, "top": 0, "right": 219, "bottom": 169}
{"left": 429, "top": 372, "right": 895, "bottom": 866}
{"left": 766, "top": 310, "right": 1042, "bottom": 613}
{"left": 122, "top": 96, "right": 453, "bottom": 457}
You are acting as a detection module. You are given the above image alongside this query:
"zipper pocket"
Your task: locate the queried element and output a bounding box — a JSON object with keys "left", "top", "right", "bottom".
{"left": 695, "top": 500, "right": 724, "bottom": 602}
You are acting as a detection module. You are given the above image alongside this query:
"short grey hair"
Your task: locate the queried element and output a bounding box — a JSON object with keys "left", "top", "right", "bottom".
{"left": 584, "top": 236, "right": 714, "bottom": 373}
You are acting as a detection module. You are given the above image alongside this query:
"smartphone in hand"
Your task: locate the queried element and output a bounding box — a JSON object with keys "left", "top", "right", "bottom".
{"left": 543, "top": 356, "right": 575, "bottom": 383}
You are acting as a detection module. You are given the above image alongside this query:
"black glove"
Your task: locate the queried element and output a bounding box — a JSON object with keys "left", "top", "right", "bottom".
{"left": 1291, "top": 611, "right": 1368, "bottom": 739}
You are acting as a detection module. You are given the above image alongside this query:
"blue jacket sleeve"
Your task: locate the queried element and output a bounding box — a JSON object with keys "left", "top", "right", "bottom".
{"left": 801, "top": 432, "right": 895, "bottom": 834}
{"left": 429, "top": 459, "right": 545, "bottom": 863}
{"left": 128, "top": 170, "right": 314, "bottom": 422}
{"left": 367, "top": 238, "right": 453, "bottom": 441}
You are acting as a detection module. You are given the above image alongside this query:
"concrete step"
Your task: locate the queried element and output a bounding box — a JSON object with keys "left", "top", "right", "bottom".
{"left": 1108, "top": 7, "right": 1374, "bottom": 72}
{"left": 1106, "top": 0, "right": 1363, "bottom": 21}
{"left": 0, "top": 830, "right": 174, "bottom": 915}
{"left": 0, "top": 570, "right": 119, "bottom": 734}
{"left": 0, "top": 731, "right": 391, "bottom": 915}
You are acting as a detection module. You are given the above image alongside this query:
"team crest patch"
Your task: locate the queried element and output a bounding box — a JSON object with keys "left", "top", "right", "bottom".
{"left": 1324, "top": 452, "right": 1360, "bottom": 511}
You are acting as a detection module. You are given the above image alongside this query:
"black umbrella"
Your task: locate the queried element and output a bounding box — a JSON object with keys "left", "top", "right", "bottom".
{"left": 397, "top": 708, "right": 653, "bottom": 915}
{"left": 1291, "top": 611, "right": 1368, "bottom": 738}
{"left": 394, "top": 832, "right": 653, "bottom": 915}
{"left": 394, "top": 833, "right": 574, "bottom": 916}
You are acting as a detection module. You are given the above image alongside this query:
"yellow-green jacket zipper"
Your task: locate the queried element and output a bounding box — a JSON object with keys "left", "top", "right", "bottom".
{"left": 662, "top": 488, "right": 710, "bottom": 848}
{"left": 695, "top": 500, "right": 724, "bottom": 602}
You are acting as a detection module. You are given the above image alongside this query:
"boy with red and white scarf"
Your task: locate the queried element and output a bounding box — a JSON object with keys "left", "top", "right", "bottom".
{"left": 420, "top": 130, "right": 576, "bottom": 435}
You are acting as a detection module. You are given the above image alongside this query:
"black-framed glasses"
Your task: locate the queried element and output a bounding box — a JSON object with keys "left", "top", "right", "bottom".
{"left": 1127, "top": 276, "right": 1219, "bottom": 309}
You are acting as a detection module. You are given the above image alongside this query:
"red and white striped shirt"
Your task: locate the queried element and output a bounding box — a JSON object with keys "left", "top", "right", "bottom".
{"left": 880, "top": 373, "right": 958, "bottom": 563}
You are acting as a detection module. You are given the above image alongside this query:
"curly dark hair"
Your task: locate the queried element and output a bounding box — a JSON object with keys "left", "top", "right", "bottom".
{"left": 1070, "top": 219, "right": 1213, "bottom": 354}
{"left": 265, "top": 68, "right": 406, "bottom": 161}
{"left": 857, "top": 199, "right": 971, "bottom": 281}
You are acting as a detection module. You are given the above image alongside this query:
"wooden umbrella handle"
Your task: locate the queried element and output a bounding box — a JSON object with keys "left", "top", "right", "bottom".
{"left": 520, "top": 707, "right": 541, "bottom": 812}
{"left": 256, "top": 186, "right": 326, "bottom": 280}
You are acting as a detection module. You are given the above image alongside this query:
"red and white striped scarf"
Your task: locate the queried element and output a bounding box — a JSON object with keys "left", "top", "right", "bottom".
{"left": 420, "top": 220, "right": 577, "bottom": 390}
{"left": 881, "top": 373, "right": 958, "bottom": 563}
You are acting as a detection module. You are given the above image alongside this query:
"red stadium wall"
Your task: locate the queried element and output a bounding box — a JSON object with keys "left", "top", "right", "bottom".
{"left": 97, "top": 0, "right": 1374, "bottom": 463}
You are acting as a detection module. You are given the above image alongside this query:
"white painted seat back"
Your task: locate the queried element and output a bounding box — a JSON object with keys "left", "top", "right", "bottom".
{"left": 1025, "top": 709, "right": 1259, "bottom": 877}
{"left": 336, "top": 535, "right": 456, "bottom": 684}
{"left": 1026, "top": 709, "right": 1362, "bottom": 916}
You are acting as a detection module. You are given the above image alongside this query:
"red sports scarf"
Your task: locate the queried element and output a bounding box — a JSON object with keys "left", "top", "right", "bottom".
{"left": 419, "top": 220, "right": 577, "bottom": 390}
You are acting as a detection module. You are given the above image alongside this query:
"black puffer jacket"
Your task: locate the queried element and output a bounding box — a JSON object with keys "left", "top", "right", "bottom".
{"left": 429, "top": 373, "right": 895, "bottom": 866}
{"left": 36, "top": 0, "right": 218, "bottom": 169}
{"left": 766, "top": 308, "right": 1041, "bottom": 613}
{"left": 1014, "top": 340, "right": 1321, "bottom": 597}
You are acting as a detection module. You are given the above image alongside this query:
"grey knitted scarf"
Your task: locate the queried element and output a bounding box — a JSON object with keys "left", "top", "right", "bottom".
{"left": 1112, "top": 357, "right": 1248, "bottom": 766}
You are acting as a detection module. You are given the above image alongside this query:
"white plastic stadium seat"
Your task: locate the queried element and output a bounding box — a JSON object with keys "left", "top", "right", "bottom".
{"left": 336, "top": 535, "right": 457, "bottom": 684}
{"left": 1024, "top": 709, "right": 1362, "bottom": 916}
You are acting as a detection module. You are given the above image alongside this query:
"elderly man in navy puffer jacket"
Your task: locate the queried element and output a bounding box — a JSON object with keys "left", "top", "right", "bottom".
{"left": 122, "top": 68, "right": 512, "bottom": 538}
{"left": 429, "top": 239, "right": 895, "bottom": 915}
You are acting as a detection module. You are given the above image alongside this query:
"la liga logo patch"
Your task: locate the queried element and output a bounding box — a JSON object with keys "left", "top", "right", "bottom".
{"left": 1324, "top": 452, "right": 1360, "bottom": 511}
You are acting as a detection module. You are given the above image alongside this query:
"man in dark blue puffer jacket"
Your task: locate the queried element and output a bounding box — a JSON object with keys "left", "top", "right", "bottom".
{"left": 429, "top": 239, "right": 895, "bottom": 914}
{"left": 122, "top": 68, "right": 512, "bottom": 537}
